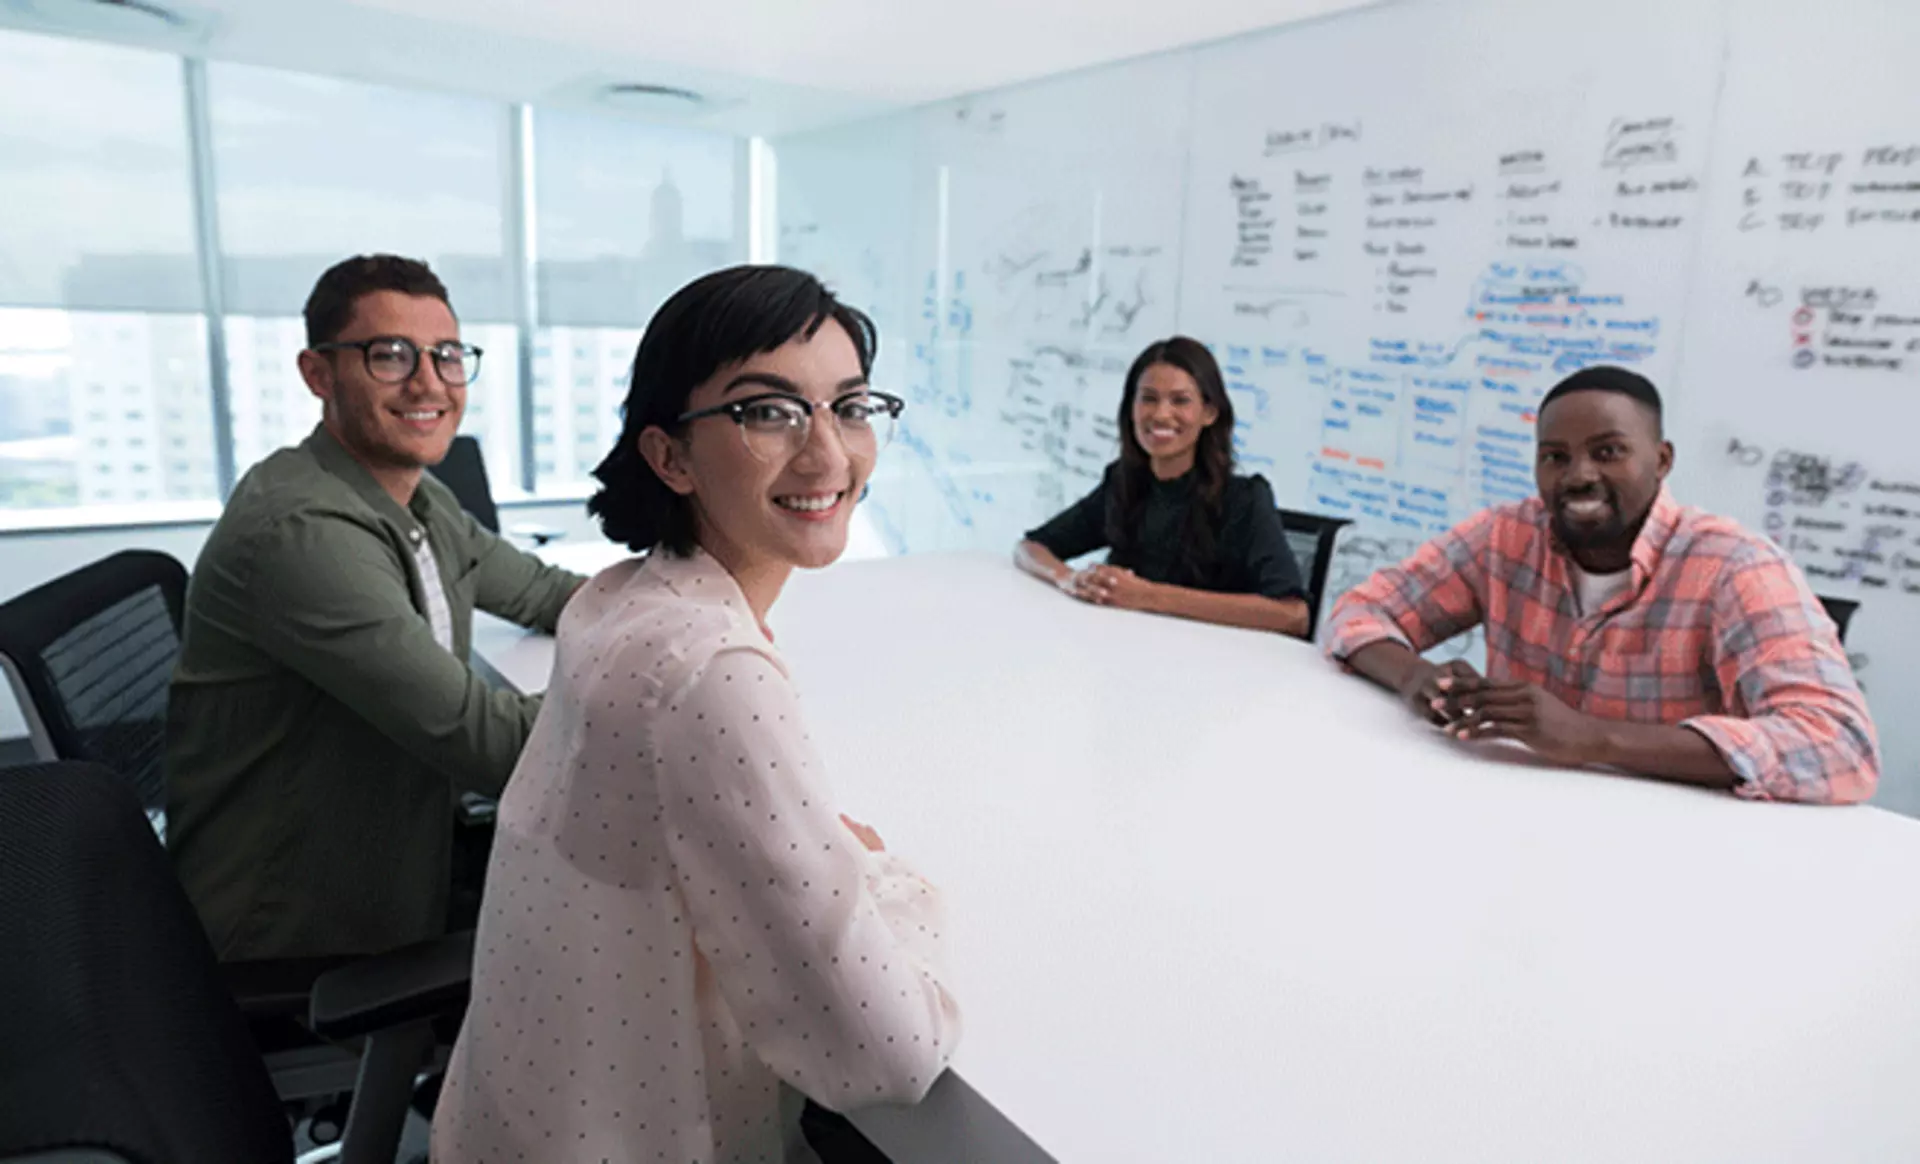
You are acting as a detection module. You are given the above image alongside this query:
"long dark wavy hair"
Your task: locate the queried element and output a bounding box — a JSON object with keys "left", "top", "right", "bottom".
{"left": 1106, "top": 336, "right": 1236, "bottom": 586}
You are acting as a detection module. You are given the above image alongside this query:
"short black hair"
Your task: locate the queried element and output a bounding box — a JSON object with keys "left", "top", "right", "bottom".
{"left": 303, "top": 254, "right": 453, "bottom": 347}
{"left": 1538, "top": 365, "right": 1663, "bottom": 435}
{"left": 588, "top": 265, "right": 878, "bottom": 557}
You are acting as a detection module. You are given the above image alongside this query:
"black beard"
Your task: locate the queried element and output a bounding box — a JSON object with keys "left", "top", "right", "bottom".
{"left": 1550, "top": 488, "right": 1651, "bottom": 559}
{"left": 1550, "top": 510, "right": 1631, "bottom": 553}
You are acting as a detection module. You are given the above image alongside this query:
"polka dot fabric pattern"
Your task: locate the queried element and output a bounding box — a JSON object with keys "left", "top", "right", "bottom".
{"left": 433, "top": 550, "right": 962, "bottom": 1163}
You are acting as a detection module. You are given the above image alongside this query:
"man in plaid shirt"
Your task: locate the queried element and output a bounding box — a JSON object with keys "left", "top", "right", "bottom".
{"left": 1325, "top": 366, "right": 1877, "bottom": 805}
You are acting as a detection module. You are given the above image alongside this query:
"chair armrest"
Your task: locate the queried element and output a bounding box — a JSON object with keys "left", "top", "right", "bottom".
{"left": 309, "top": 930, "right": 475, "bottom": 1041}
{"left": 220, "top": 955, "right": 355, "bottom": 1019}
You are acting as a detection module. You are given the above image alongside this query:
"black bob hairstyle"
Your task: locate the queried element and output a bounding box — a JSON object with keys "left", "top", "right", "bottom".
{"left": 588, "top": 265, "right": 878, "bottom": 556}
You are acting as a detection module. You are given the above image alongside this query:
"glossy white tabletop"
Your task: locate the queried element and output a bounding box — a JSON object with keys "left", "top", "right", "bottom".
{"left": 476, "top": 547, "right": 1920, "bottom": 1163}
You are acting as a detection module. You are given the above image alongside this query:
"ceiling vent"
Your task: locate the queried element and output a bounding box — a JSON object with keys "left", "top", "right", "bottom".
{"left": 597, "top": 82, "right": 709, "bottom": 114}
{"left": 2, "top": 0, "right": 213, "bottom": 44}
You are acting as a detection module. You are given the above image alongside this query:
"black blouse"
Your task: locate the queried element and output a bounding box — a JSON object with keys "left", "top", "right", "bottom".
{"left": 1024, "top": 463, "right": 1307, "bottom": 600}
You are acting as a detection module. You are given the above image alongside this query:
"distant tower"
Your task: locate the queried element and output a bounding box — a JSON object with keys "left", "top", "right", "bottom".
{"left": 649, "top": 168, "right": 685, "bottom": 252}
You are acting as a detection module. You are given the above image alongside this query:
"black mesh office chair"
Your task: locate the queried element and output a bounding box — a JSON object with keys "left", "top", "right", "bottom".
{"left": 0, "top": 551, "right": 313, "bottom": 1030}
{"left": 0, "top": 551, "right": 456, "bottom": 1126}
{"left": 430, "top": 435, "right": 559, "bottom": 546}
{"left": 1278, "top": 509, "right": 1354, "bottom": 635}
{"left": 428, "top": 435, "right": 501, "bottom": 535}
{"left": 0, "top": 550, "right": 185, "bottom": 831}
{"left": 1816, "top": 595, "right": 1858, "bottom": 645}
{"left": 0, "top": 761, "right": 473, "bottom": 1164}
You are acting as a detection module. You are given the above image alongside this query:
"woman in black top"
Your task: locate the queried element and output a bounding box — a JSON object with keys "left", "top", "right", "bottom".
{"left": 1015, "top": 336, "right": 1311, "bottom": 638}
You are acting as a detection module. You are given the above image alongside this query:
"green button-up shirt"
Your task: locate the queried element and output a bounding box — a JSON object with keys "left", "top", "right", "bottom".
{"left": 166, "top": 425, "right": 584, "bottom": 961}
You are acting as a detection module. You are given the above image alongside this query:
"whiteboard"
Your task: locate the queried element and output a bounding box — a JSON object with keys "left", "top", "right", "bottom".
{"left": 773, "top": 0, "right": 1920, "bottom": 813}
{"left": 1674, "top": 0, "right": 1920, "bottom": 814}
{"left": 782, "top": 51, "right": 1194, "bottom": 555}
{"left": 1178, "top": 0, "right": 1725, "bottom": 530}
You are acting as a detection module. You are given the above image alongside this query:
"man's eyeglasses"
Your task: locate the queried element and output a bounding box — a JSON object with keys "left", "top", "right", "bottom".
{"left": 311, "top": 336, "right": 483, "bottom": 386}
{"left": 676, "top": 391, "right": 905, "bottom": 463}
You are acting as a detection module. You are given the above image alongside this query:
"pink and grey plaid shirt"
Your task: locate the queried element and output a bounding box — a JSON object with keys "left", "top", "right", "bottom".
{"left": 1324, "top": 489, "right": 1878, "bottom": 805}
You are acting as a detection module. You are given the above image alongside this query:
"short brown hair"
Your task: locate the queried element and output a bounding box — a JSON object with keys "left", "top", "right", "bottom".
{"left": 303, "top": 254, "right": 453, "bottom": 347}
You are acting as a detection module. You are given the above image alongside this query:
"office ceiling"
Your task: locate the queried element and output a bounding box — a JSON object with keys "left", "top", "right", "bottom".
{"left": 0, "top": 0, "right": 1380, "bottom": 134}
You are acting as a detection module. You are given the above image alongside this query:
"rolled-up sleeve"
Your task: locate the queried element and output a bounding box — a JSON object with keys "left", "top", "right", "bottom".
{"left": 1681, "top": 545, "right": 1879, "bottom": 805}
{"left": 1324, "top": 510, "right": 1495, "bottom": 662}
{"left": 657, "top": 645, "right": 963, "bottom": 1108}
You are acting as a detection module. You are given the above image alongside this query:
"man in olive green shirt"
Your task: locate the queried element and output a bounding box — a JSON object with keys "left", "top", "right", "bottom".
{"left": 167, "top": 255, "right": 585, "bottom": 962}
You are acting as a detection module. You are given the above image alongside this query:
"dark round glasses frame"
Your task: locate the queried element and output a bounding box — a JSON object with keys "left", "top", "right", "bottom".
{"left": 311, "top": 336, "right": 484, "bottom": 386}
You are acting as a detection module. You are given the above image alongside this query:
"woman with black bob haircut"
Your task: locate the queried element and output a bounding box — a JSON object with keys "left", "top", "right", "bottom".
{"left": 1016, "top": 335, "right": 1311, "bottom": 637}
{"left": 435, "top": 266, "right": 960, "bottom": 1164}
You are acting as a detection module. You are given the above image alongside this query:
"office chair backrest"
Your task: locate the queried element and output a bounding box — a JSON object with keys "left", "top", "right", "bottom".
{"left": 1816, "top": 595, "right": 1859, "bottom": 646}
{"left": 429, "top": 435, "right": 501, "bottom": 534}
{"left": 1277, "top": 509, "right": 1354, "bottom": 635}
{"left": 0, "top": 551, "right": 187, "bottom": 821}
{"left": 0, "top": 761, "right": 292, "bottom": 1164}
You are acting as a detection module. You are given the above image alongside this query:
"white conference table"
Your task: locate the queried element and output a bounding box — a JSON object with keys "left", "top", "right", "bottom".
{"left": 476, "top": 545, "right": 1920, "bottom": 1164}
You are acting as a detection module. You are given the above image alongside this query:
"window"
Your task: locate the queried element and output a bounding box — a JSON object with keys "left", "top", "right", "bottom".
{"left": 0, "top": 31, "right": 215, "bottom": 516}
{"left": 207, "top": 64, "right": 522, "bottom": 489}
{"left": 0, "top": 28, "right": 750, "bottom": 527}
{"left": 0, "top": 32, "right": 200, "bottom": 313}
{"left": 208, "top": 62, "right": 512, "bottom": 319}
{"left": 0, "top": 308, "right": 215, "bottom": 510}
{"left": 530, "top": 110, "right": 742, "bottom": 489}
{"left": 218, "top": 316, "right": 317, "bottom": 474}
{"left": 448, "top": 323, "right": 525, "bottom": 495}
{"left": 529, "top": 326, "right": 643, "bottom": 486}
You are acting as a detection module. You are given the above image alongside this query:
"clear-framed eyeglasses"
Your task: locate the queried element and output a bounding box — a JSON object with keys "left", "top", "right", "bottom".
{"left": 676, "top": 390, "right": 906, "bottom": 463}
{"left": 311, "top": 336, "right": 483, "bottom": 386}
